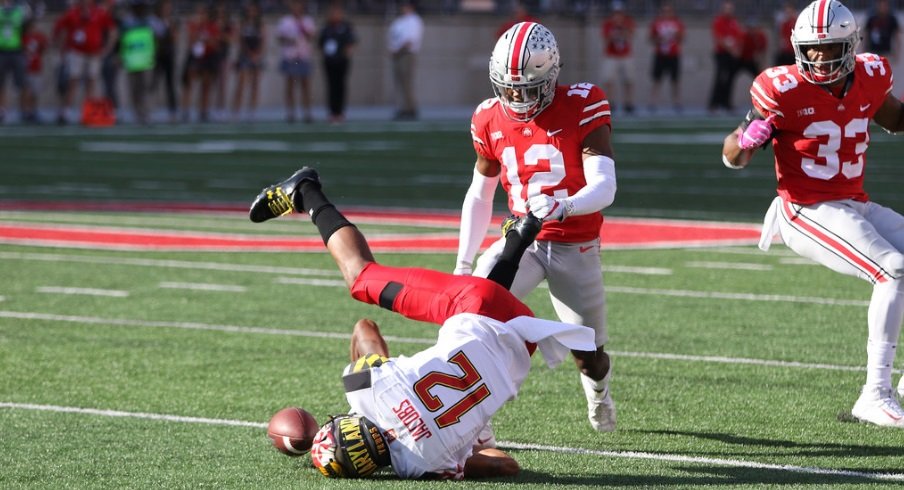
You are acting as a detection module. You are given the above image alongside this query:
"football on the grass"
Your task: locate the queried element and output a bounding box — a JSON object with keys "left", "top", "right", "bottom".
{"left": 267, "top": 407, "right": 319, "bottom": 456}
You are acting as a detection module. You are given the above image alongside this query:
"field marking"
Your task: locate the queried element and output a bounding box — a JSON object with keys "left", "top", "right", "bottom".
{"left": 604, "top": 265, "right": 672, "bottom": 275}
{"left": 275, "top": 277, "right": 349, "bottom": 287}
{"left": 685, "top": 261, "right": 774, "bottom": 271}
{"left": 603, "top": 286, "right": 869, "bottom": 307}
{"left": 0, "top": 251, "right": 341, "bottom": 277}
{"left": 158, "top": 282, "right": 247, "bottom": 293}
{"left": 36, "top": 287, "right": 129, "bottom": 298}
{"left": 502, "top": 442, "right": 904, "bottom": 483}
{"left": 1, "top": 402, "right": 901, "bottom": 482}
{"left": 2, "top": 310, "right": 893, "bottom": 374}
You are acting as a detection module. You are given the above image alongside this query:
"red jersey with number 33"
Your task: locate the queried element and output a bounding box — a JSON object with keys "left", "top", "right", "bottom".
{"left": 470, "top": 84, "right": 611, "bottom": 242}
{"left": 750, "top": 54, "right": 893, "bottom": 205}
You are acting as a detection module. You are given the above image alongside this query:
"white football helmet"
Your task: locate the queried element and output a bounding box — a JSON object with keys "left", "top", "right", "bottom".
{"left": 489, "top": 22, "right": 560, "bottom": 121}
{"left": 791, "top": 0, "right": 860, "bottom": 85}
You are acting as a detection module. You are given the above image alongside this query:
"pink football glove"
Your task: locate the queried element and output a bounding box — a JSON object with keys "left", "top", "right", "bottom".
{"left": 737, "top": 114, "right": 776, "bottom": 150}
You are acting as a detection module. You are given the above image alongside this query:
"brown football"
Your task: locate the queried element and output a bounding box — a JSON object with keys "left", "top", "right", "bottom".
{"left": 267, "top": 407, "right": 319, "bottom": 456}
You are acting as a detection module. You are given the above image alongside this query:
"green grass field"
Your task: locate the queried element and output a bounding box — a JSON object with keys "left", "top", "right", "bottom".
{"left": 1, "top": 117, "right": 903, "bottom": 488}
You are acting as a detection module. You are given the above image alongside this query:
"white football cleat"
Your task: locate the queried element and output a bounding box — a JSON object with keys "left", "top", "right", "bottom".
{"left": 581, "top": 371, "right": 616, "bottom": 432}
{"left": 851, "top": 386, "right": 904, "bottom": 428}
{"left": 897, "top": 376, "right": 904, "bottom": 401}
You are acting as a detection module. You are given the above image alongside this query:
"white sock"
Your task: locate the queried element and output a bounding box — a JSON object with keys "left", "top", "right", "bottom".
{"left": 866, "top": 279, "right": 904, "bottom": 390}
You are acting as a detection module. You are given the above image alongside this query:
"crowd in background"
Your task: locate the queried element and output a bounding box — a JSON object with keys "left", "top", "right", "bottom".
{"left": 0, "top": 0, "right": 900, "bottom": 125}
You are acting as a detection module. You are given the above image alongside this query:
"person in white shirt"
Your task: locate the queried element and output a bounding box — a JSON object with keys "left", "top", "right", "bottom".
{"left": 249, "top": 167, "right": 595, "bottom": 479}
{"left": 276, "top": 0, "right": 316, "bottom": 123}
{"left": 386, "top": 1, "right": 423, "bottom": 120}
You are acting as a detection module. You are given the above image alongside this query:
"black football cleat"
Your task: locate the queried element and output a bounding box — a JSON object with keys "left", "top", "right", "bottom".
{"left": 249, "top": 167, "right": 320, "bottom": 223}
{"left": 501, "top": 212, "right": 543, "bottom": 244}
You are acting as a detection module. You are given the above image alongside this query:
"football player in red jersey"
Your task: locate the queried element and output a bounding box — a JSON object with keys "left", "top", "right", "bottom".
{"left": 456, "top": 22, "right": 618, "bottom": 432}
{"left": 722, "top": 0, "right": 904, "bottom": 428}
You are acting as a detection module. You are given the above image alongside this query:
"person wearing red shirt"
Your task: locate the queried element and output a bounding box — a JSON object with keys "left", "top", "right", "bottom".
{"left": 21, "top": 19, "right": 46, "bottom": 123}
{"left": 180, "top": 3, "right": 220, "bottom": 122}
{"left": 600, "top": 1, "right": 635, "bottom": 114}
{"left": 648, "top": 2, "right": 684, "bottom": 112}
{"left": 52, "top": 0, "right": 115, "bottom": 124}
{"left": 457, "top": 23, "right": 618, "bottom": 434}
{"left": 737, "top": 19, "right": 768, "bottom": 79}
{"left": 723, "top": 0, "right": 904, "bottom": 428}
{"left": 774, "top": 2, "right": 796, "bottom": 66}
{"left": 708, "top": 1, "right": 744, "bottom": 113}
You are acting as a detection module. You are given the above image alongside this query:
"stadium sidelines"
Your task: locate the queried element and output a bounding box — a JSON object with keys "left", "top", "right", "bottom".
{"left": 0, "top": 401, "right": 902, "bottom": 482}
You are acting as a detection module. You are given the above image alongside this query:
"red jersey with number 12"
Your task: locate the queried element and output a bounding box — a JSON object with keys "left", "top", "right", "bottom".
{"left": 470, "top": 84, "right": 611, "bottom": 242}
{"left": 750, "top": 54, "right": 893, "bottom": 205}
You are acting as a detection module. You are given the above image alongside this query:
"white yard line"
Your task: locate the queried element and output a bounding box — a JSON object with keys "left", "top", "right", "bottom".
{"left": 603, "top": 286, "right": 869, "bottom": 307}
{"left": 0, "top": 251, "right": 340, "bottom": 277}
{"left": 0, "top": 401, "right": 901, "bottom": 482}
{"left": 158, "top": 282, "right": 247, "bottom": 292}
{"left": 604, "top": 265, "right": 673, "bottom": 275}
{"left": 685, "top": 261, "right": 774, "bottom": 271}
{"left": 1, "top": 310, "right": 890, "bottom": 374}
{"left": 274, "top": 277, "right": 349, "bottom": 287}
{"left": 36, "top": 287, "right": 129, "bottom": 298}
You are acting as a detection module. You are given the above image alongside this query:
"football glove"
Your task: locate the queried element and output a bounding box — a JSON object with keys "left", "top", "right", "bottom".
{"left": 527, "top": 194, "right": 565, "bottom": 221}
{"left": 737, "top": 114, "right": 776, "bottom": 150}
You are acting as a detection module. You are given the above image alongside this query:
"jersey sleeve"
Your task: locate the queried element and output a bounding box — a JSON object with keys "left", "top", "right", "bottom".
{"left": 750, "top": 70, "right": 782, "bottom": 118}
{"left": 857, "top": 53, "right": 894, "bottom": 110}
{"left": 577, "top": 84, "right": 611, "bottom": 141}
{"left": 470, "top": 99, "right": 497, "bottom": 160}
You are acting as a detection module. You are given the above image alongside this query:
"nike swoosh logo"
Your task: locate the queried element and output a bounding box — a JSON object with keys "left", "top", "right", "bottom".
{"left": 860, "top": 104, "right": 871, "bottom": 111}
{"left": 547, "top": 129, "right": 563, "bottom": 137}
{"left": 579, "top": 246, "right": 595, "bottom": 253}
{"left": 881, "top": 407, "right": 903, "bottom": 420}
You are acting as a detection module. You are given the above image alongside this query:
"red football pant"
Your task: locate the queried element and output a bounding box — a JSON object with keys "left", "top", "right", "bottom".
{"left": 350, "top": 263, "right": 534, "bottom": 325}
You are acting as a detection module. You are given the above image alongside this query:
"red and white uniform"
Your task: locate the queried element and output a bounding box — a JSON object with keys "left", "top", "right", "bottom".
{"left": 345, "top": 263, "right": 595, "bottom": 479}
{"left": 752, "top": 54, "right": 904, "bottom": 286}
{"left": 53, "top": 5, "right": 113, "bottom": 55}
{"left": 751, "top": 54, "right": 892, "bottom": 205}
{"left": 470, "top": 84, "right": 611, "bottom": 243}
{"left": 467, "top": 84, "right": 612, "bottom": 346}
{"left": 346, "top": 314, "right": 593, "bottom": 479}
{"left": 602, "top": 17, "right": 634, "bottom": 58}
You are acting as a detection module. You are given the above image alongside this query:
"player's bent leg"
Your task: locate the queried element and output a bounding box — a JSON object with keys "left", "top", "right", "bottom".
{"left": 350, "top": 263, "right": 533, "bottom": 326}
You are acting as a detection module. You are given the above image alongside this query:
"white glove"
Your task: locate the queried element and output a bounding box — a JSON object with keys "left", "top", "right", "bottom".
{"left": 527, "top": 194, "right": 565, "bottom": 221}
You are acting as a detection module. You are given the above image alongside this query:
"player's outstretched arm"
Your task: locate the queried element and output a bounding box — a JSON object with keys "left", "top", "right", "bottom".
{"left": 873, "top": 92, "right": 904, "bottom": 134}
{"left": 463, "top": 447, "right": 520, "bottom": 478}
{"left": 456, "top": 155, "right": 501, "bottom": 275}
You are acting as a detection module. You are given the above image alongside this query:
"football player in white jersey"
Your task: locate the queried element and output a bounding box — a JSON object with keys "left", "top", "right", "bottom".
{"left": 249, "top": 167, "right": 597, "bottom": 479}
{"left": 722, "top": 0, "right": 904, "bottom": 427}
{"left": 456, "top": 22, "right": 618, "bottom": 433}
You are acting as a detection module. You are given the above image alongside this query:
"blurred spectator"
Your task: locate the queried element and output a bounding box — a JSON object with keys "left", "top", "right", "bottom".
{"left": 22, "top": 18, "right": 46, "bottom": 123}
{"left": 600, "top": 1, "right": 634, "bottom": 114}
{"left": 865, "top": 0, "right": 900, "bottom": 62}
{"left": 100, "top": 0, "right": 122, "bottom": 112}
{"left": 53, "top": 0, "right": 115, "bottom": 124}
{"left": 495, "top": 3, "right": 537, "bottom": 39}
{"left": 232, "top": 1, "right": 264, "bottom": 122}
{"left": 318, "top": 2, "right": 355, "bottom": 124}
{"left": 277, "top": 0, "right": 316, "bottom": 123}
{"left": 150, "top": 0, "right": 178, "bottom": 122}
{"left": 649, "top": 1, "right": 684, "bottom": 113}
{"left": 212, "top": 1, "right": 232, "bottom": 117}
{"left": 773, "top": 2, "right": 795, "bottom": 66}
{"left": 737, "top": 19, "right": 767, "bottom": 79}
{"left": 708, "top": 0, "right": 742, "bottom": 113}
{"left": 114, "top": 0, "right": 156, "bottom": 125}
{"left": 180, "top": 3, "right": 220, "bottom": 122}
{"left": 387, "top": 0, "right": 422, "bottom": 120}
{"left": 0, "top": 0, "right": 29, "bottom": 123}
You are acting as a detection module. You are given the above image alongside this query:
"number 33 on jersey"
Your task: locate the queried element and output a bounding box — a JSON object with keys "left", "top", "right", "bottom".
{"left": 470, "top": 83, "right": 611, "bottom": 243}
{"left": 751, "top": 54, "right": 893, "bottom": 205}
